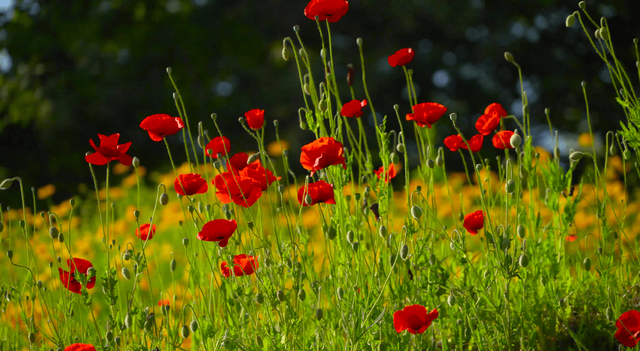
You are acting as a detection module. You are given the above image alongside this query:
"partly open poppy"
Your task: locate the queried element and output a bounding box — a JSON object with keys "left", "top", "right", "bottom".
{"left": 388, "top": 48, "right": 415, "bottom": 67}
{"left": 245, "top": 109, "right": 265, "bottom": 131}
{"left": 139, "top": 114, "right": 185, "bottom": 142}
{"left": 205, "top": 136, "right": 231, "bottom": 158}
{"left": 158, "top": 299, "right": 171, "bottom": 307}
{"left": 406, "top": 103, "right": 447, "bottom": 128}
{"left": 213, "top": 172, "right": 262, "bottom": 208}
{"left": 197, "top": 219, "right": 237, "bottom": 247}
{"left": 64, "top": 344, "right": 96, "bottom": 351}
{"left": 300, "top": 137, "right": 347, "bottom": 176}
{"left": 492, "top": 131, "right": 515, "bottom": 149}
{"left": 135, "top": 224, "right": 156, "bottom": 241}
{"left": 393, "top": 305, "right": 438, "bottom": 334}
{"left": 221, "top": 254, "right": 259, "bottom": 277}
{"left": 463, "top": 210, "right": 484, "bottom": 235}
{"left": 304, "top": 0, "right": 349, "bottom": 23}
{"left": 297, "top": 180, "right": 336, "bottom": 206}
{"left": 374, "top": 163, "right": 398, "bottom": 183}
{"left": 174, "top": 173, "right": 208, "bottom": 196}
{"left": 241, "top": 163, "right": 281, "bottom": 191}
{"left": 565, "top": 235, "right": 577, "bottom": 242}
{"left": 475, "top": 113, "right": 500, "bottom": 136}
{"left": 485, "top": 103, "right": 507, "bottom": 118}
{"left": 85, "top": 133, "right": 132, "bottom": 166}
{"left": 59, "top": 258, "right": 96, "bottom": 294}
{"left": 341, "top": 99, "right": 368, "bottom": 118}
{"left": 615, "top": 310, "right": 640, "bottom": 347}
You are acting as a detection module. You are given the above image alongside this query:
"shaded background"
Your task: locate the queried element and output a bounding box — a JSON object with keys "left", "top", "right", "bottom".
{"left": 1, "top": 0, "right": 638, "bottom": 203}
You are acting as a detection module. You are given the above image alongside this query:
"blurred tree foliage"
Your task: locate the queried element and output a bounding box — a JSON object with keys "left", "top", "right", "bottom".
{"left": 0, "top": 0, "right": 638, "bottom": 202}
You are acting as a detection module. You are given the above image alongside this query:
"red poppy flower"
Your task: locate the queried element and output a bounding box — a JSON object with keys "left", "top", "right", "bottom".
{"left": 616, "top": 310, "right": 640, "bottom": 347}
{"left": 85, "top": 134, "right": 133, "bottom": 166}
{"left": 213, "top": 172, "right": 262, "bottom": 208}
{"left": 461, "top": 134, "right": 484, "bottom": 153}
{"left": 174, "top": 173, "right": 208, "bottom": 196}
{"left": 492, "top": 131, "right": 515, "bottom": 149}
{"left": 565, "top": 235, "right": 577, "bottom": 242}
{"left": 297, "top": 180, "right": 336, "bottom": 206}
{"left": 245, "top": 109, "right": 265, "bottom": 131}
{"left": 241, "top": 163, "right": 281, "bottom": 191}
{"left": 475, "top": 113, "right": 501, "bottom": 136}
{"left": 135, "top": 223, "right": 156, "bottom": 241}
{"left": 393, "top": 305, "right": 438, "bottom": 334}
{"left": 374, "top": 163, "right": 398, "bottom": 183}
{"left": 205, "top": 136, "right": 231, "bottom": 158}
{"left": 139, "top": 114, "right": 185, "bottom": 142}
{"left": 64, "top": 344, "right": 96, "bottom": 351}
{"left": 197, "top": 219, "right": 237, "bottom": 247}
{"left": 341, "top": 99, "right": 368, "bottom": 118}
{"left": 304, "top": 0, "right": 349, "bottom": 23}
{"left": 463, "top": 210, "right": 484, "bottom": 235}
{"left": 300, "top": 137, "right": 347, "bottom": 176}
{"left": 444, "top": 135, "right": 463, "bottom": 152}
{"left": 406, "top": 103, "right": 447, "bottom": 128}
{"left": 58, "top": 258, "right": 96, "bottom": 294}
{"left": 388, "top": 48, "right": 415, "bottom": 67}
{"left": 227, "top": 152, "right": 257, "bottom": 171}
{"left": 158, "top": 299, "right": 170, "bottom": 307}
{"left": 485, "top": 103, "right": 507, "bottom": 118}
{"left": 220, "top": 254, "right": 259, "bottom": 278}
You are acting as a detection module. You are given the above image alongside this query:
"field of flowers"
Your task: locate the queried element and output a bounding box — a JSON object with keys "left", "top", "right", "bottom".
{"left": 2, "top": 0, "right": 640, "bottom": 350}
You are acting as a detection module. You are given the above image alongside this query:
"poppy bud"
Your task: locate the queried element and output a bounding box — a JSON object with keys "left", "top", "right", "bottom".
{"left": 305, "top": 194, "right": 313, "bottom": 206}
{"left": 6, "top": 250, "right": 12, "bottom": 260}
{"left": 347, "top": 63, "right": 354, "bottom": 86}
{"left": 395, "top": 142, "right": 406, "bottom": 154}
{"left": 122, "top": 267, "right": 131, "bottom": 280}
{"left": 598, "top": 246, "right": 603, "bottom": 255}
{"left": 426, "top": 159, "right": 435, "bottom": 169}
{"left": 303, "top": 83, "right": 311, "bottom": 96}
{"left": 170, "top": 259, "right": 176, "bottom": 273}
{"left": 179, "top": 325, "right": 190, "bottom": 339}
{"left": 504, "top": 52, "right": 515, "bottom": 63}
{"left": 510, "top": 133, "right": 522, "bottom": 148}
{"left": 579, "top": 1, "right": 586, "bottom": 9}
{"left": 19, "top": 220, "right": 25, "bottom": 228}
{"left": 37, "top": 280, "right": 43, "bottom": 289}
{"left": 182, "top": 238, "right": 189, "bottom": 247}
{"left": 49, "top": 227, "right": 59, "bottom": 239}
{"left": 356, "top": 37, "right": 363, "bottom": 47}
{"left": 379, "top": 225, "right": 387, "bottom": 237}
{"left": 318, "top": 99, "right": 327, "bottom": 112}
{"left": 346, "top": 230, "right": 355, "bottom": 244}
{"left": 197, "top": 135, "right": 205, "bottom": 149}
{"left": 609, "top": 145, "right": 616, "bottom": 156}
{"left": 517, "top": 225, "right": 525, "bottom": 238}
{"left": 475, "top": 164, "right": 483, "bottom": 172}
{"left": 298, "top": 289, "right": 306, "bottom": 301}
{"left": 506, "top": 179, "right": 516, "bottom": 194}
{"left": 389, "top": 152, "right": 398, "bottom": 164}
{"left": 190, "top": 319, "right": 199, "bottom": 333}
{"left": 566, "top": 14, "right": 576, "bottom": 27}
{"left": 282, "top": 47, "right": 290, "bottom": 61}
{"left": 411, "top": 206, "right": 423, "bottom": 220}
{"left": 58, "top": 233, "right": 65, "bottom": 243}
{"left": 28, "top": 332, "right": 36, "bottom": 344}
{"left": 623, "top": 149, "right": 631, "bottom": 160}
{"left": 161, "top": 305, "right": 170, "bottom": 316}
{"left": 0, "top": 178, "right": 13, "bottom": 190}
{"left": 389, "top": 254, "right": 397, "bottom": 267}
{"left": 188, "top": 205, "right": 195, "bottom": 213}
{"left": 351, "top": 241, "right": 359, "bottom": 252}
{"left": 247, "top": 153, "right": 261, "bottom": 164}
{"left": 518, "top": 254, "right": 529, "bottom": 268}
{"left": 326, "top": 226, "right": 337, "bottom": 240}
{"left": 316, "top": 308, "right": 323, "bottom": 320}
{"left": 124, "top": 314, "right": 133, "bottom": 329}
{"left": 583, "top": 257, "right": 591, "bottom": 271}
{"left": 435, "top": 155, "right": 443, "bottom": 167}
{"left": 569, "top": 151, "right": 583, "bottom": 161}
{"left": 447, "top": 292, "right": 457, "bottom": 306}
{"left": 130, "top": 157, "right": 140, "bottom": 169}
{"left": 400, "top": 244, "right": 409, "bottom": 260}
{"left": 277, "top": 290, "right": 285, "bottom": 302}
{"left": 105, "top": 330, "right": 114, "bottom": 342}
{"left": 160, "top": 193, "right": 169, "bottom": 206}
{"left": 553, "top": 146, "right": 560, "bottom": 160}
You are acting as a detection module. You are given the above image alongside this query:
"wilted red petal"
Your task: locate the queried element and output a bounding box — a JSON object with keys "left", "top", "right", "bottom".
{"left": 463, "top": 210, "right": 484, "bottom": 235}
{"left": 140, "top": 114, "right": 185, "bottom": 141}
{"left": 492, "top": 131, "right": 515, "bottom": 149}
{"left": 304, "top": 0, "right": 349, "bottom": 23}
{"left": 388, "top": 48, "right": 415, "bottom": 67}
{"left": 406, "top": 103, "right": 447, "bottom": 128}
{"left": 205, "top": 136, "right": 231, "bottom": 158}
{"left": 245, "top": 109, "right": 265, "bottom": 130}
{"left": 197, "top": 219, "right": 237, "bottom": 248}
{"left": 174, "top": 173, "right": 209, "bottom": 196}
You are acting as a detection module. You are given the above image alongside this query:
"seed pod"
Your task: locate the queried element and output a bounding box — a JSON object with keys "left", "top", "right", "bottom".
{"left": 379, "top": 225, "right": 387, "bottom": 237}
{"left": 396, "top": 143, "right": 405, "bottom": 153}
{"left": 49, "top": 227, "right": 59, "bottom": 239}
{"left": 517, "top": 225, "right": 525, "bottom": 238}
{"left": 28, "top": 332, "right": 36, "bottom": 344}
{"left": 435, "top": 155, "right": 443, "bottom": 167}
{"left": 160, "top": 193, "right": 169, "bottom": 206}
{"left": 400, "top": 244, "right": 409, "bottom": 260}
{"left": 58, "top": 233, "right": 65, "bottom": 243}
{"left": 518, "top": 254, "right": 529, "bottom": 268}
{"left": 298, "top": 289, "right": 306, "bottom": 301}
{"left": 566, "top": 14, "right": 576, "bottom": 27}
{"left": 277, "top": 290, "right": 285, "bottom": 302}
{"left": 170, "top": 259, "right": 176, "bottom": 273}
{"left": 180, "top": 325, "right": 189, "bottom": 339}
{"left": 447, "top": 293, "right": 456, "bottom": 307}
{"left": 190, "top": 319, "right": 199, "bottom": 333}
{"left": 346, "top": 230, "right": 355, "bottom": 244}
{"left": 583, "top": 257, "right": 591, "bottom": 271}
{"left": 337, "top": 287, "right": 344, "bottom": 300}
{"left": 426, "top": 159, "right": 435, "bottom": 169}
{"left": 124, "top": 314, "right": 133, "bottom": 329}
{"left": 316, "top": 308, "right": 324, "bottom": 320}
{"left": 411, "top": 206, "right": 423, "bottom": 220}
{"left": 122, "top": 267, "right": 131, "bottom": 280}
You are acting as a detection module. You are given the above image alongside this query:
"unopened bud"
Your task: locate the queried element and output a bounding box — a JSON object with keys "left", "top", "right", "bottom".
{"left": 305, "top": 194, "right": 313, "bottom": 205}
{"left": 569, "top": 151, "right": 583, "bottom": 161}
{"left": 579, "top": 1, "right": 586, "bottom": 9}
{"left": 282, "top": 47, "right": 290, "bottom": 61}
{"left": 506, "top": 179, "right": 516, "bottom": 194}
{"left": 517, "top": 225, "right": 525, "bottom": 238}
{"left": 504, "top": 52, "right": 515, "bottom": 63}
{"left": 190, "top": 319, "right": 199, "bottom": 333}
{"left": 566, "top": 14, "right": 576, "bottom": 27}
{"left": 277, "top": 290, "right": 285, "bottom": 302}
{"left": 7, "top": 251, "right": 13, "bottom": 260}
{"left": 181, "top": 325, "right": 190, "bottom": 339}
{"left": 447, "top": 293, "right": 457, "bottom": 306}
{"left": 356, "top": 38, "right": 363, "bottom": 46}
{"left": 600, "top": 27, "right": 609, "bottom": 40}
{"left": 58, "top": 233, "right": 65, "bottom": 243}
{"left": 583, "top": 257, "right": 591, "bottom": 271}
{"left": 316, "top": 308, "right": 324, "bottom": 320}
{"left": 435, "top": 155, "right": 443, "bottom": 167}
{"left": 400, "top": 244, "right": 409, "bottom": 260}
{"left": 379, "top": 225, "right": 387, "bottom": 237}
{"left": 449, "top": 113, "right": 457, "bottom": 123}
{"left": 0, "top": 178, "right": 13, "bottom": 190}
{"left": 170, "top": 259, "right": 176, "bottom": 273}
{"left": 298, "top": 289, "right": 306, "bottom": 301}
{"left": 346, "top": 230, "right": 355, "bottom": 244}
{"left": 160, "top": 193, "right": 169, "bottom": 206}
{"left": 28, "top": 332, "right": 36, "bottom": 344}
{"left": 510, "top": 133, "right": 522, "bottom": 148}
{"left": 255, "top": 292, "right": 264, "bottom": 304}
{"left": 518, "top": 254, "right": 529, "bottom": 267}
{"left": 623, "top": 149, "right": 631, "bottom": 160}
{"left": 411, "top": 206, "right": 423, "bottom": 220}
{"left": 182, "top": 238, "right": 189, "bottom": 247}
{"left": 475, "top": 164, "right": 483, "bottom": 172}
{"left": 337, "top": 287, "right": 344, "bottom": 300}
{"left": 49, "top": 227, "right": 59, "bottom": 239}
{"left": 132, "top": 157, "right": 140, "bottom": 168}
